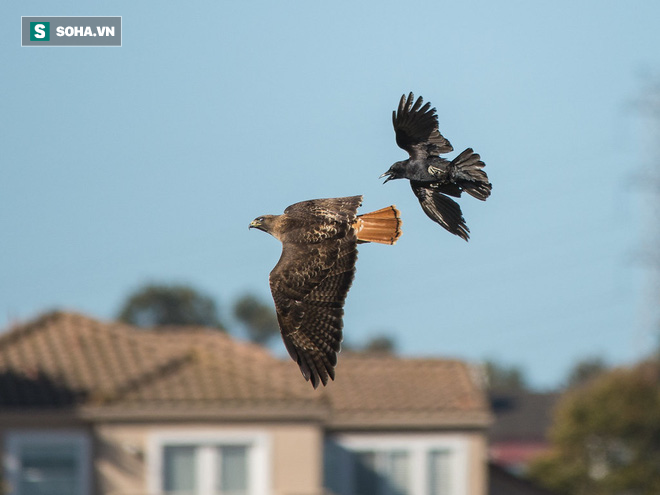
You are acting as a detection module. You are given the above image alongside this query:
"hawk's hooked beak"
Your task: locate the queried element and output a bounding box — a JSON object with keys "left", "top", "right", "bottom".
{"left": 250, "top": 216, "right": 271, "bottom": 233}
{"left": 379, "top": 171, "right": 393, "bottom": 184}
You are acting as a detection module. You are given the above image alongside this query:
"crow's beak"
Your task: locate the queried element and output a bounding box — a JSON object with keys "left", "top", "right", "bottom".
{"left": 379, "top": 171, "right": 393, "bottom": 184}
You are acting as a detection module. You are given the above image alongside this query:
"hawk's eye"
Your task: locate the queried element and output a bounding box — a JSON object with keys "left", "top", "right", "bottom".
{"left": 258, "top": 217, "right": 265, "bottom": 222}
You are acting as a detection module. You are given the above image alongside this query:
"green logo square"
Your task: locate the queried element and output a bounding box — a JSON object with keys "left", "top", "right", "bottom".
{"left": 30, "top": 22, "right": 50, "bottom": 41}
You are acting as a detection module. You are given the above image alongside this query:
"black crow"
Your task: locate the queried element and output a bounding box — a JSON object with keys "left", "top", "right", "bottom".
{"left": 380, "top": 92, "right": 492, "bottom": 240}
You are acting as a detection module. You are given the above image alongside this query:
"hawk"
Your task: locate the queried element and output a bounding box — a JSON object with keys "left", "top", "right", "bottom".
{"left": 249, "top": 195, "right": 402, "bottom": 388}
{"left": 380, "top": 92, "right": 492, "bottom": 240}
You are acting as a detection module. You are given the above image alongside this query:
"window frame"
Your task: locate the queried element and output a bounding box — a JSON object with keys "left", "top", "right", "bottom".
{"left": 325, "top": 433, "right": 470, "bottom": 495}
{"left": 4, "top": 429, "right": 92, "bottom": 495}
{"left": 147, "top": 428, "right": 271, "bottom": 495}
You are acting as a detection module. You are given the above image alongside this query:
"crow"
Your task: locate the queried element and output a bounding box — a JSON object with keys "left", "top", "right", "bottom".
{"left": 380, "top": 92, "right": 492, "bottom": 240}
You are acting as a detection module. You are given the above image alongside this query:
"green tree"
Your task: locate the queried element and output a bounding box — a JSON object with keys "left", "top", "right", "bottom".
{"left": 483, "top": 360, "right": 528, "bottom": 390}
{"left": 117, "top": 283, "right": 223, "bottom": 329}
{"left": 362, "top": 335, "right": 397, "bottom": 354}
{"left": 528, "top": 361, "right": 660, "bottom": 495}
{"left": 341, "top": 334, "right": 398, "bottom": 355}
{"left": 233, "top": 293, "right": 280, "bottom": 345}
{"left": 565, "top": 357, "right": 609, "bottom": 389}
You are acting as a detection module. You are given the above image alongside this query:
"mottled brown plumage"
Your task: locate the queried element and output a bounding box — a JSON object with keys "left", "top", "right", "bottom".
{"left": 249, "top": 195, "right": 401, "bottom": 388}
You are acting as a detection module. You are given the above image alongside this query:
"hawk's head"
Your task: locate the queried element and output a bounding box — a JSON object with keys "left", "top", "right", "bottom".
{"left": 249, "top": 215, "right": 279, "bottom": 237}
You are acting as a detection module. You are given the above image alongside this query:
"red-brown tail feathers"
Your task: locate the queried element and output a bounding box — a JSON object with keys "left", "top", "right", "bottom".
{"left": 353, "top": 205, "right": 402, "bottom": 245}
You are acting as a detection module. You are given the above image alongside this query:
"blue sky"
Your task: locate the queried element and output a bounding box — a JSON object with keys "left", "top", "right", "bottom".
{"left": 3, "top": 1, "right": 660, "bottom": 389}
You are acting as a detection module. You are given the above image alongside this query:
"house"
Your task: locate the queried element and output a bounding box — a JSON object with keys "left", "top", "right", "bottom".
{"left": 487, "top": 390, "right": 560, "bottom": 474}
{"left": 0, "top": 311, "right": 492, "bottom": 495}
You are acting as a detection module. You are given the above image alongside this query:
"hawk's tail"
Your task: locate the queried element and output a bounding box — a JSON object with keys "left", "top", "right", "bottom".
{"left": 354, "top": 205, "right": 402, "bottom": 245}
{"left": 450, "top": 148, "right": 492, "bottom": 201}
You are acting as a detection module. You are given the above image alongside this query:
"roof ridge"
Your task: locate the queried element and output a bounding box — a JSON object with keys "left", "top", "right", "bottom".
{"left": 92, "top": 351, "right": 198, "bottom": 405}
{"left": 0, "top": 310, "right": 71, "bottom": 345}
{"left": 182, "top": 340, "right": 320, "bottom": 400}
{"left": 146, "top": 327, "right": 274, "bottom": 359}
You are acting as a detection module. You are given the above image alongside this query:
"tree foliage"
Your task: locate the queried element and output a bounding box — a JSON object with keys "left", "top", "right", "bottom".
{"left": 528, "top": 361, "right": 660, "bottom": 495}
{"left": 117, "top": 283, "right": 223, "bottom": 329}
{"left": 233, "top": 293, "right": 280, "bottom": 345}
{"left": 483, "top": 360, "right": 528, "bottom": 391}
{"left": 565, "top": 356, "right": 609, "bottom": 389}
{"left": 362, "top": 335, "right": 397, "bottom": 354}
{"left": 341, "top": 334, "right": 398, "bottom": 355}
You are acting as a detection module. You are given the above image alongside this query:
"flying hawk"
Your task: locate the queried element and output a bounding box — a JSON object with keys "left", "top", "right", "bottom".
{"left": 380, "top": 92, "right": 492, "bottom": 240}
{"left": 249, "top": 195, "right": 401, "bottom": 388}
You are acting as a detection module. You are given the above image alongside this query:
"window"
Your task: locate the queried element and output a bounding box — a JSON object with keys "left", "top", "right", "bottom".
{"left": 161, "top": 445, "right": 249, "bottom": 495}
{"left": 428, "top": 450, "right": 451, "bottom": 495}
{"left": 354, "top": 450, "right": 410, "bottom": 495}
{"left": 163, "top": 445, "right": 196, "bottom": 494}
{"left": 217, "top": 445, "right": 249, "bottom": 495}
{"left": 148, "top": 430, "right": 270, "bottom": 495}
{"left": 325, "top": 435, "right": 469, "bottom": 495}
{"left": 4, "top": 431, "right": 91, "bottom": 495}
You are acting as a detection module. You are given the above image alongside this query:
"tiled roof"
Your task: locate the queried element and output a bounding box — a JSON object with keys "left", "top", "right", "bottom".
{"left": 0, "top": 312, "right": 490, "bottom": 428}
{"left": 326, "top": 355, "right": 491, "bottom": 428}
{"left": 0, "top": 312, "right": 322, "bottom": 419}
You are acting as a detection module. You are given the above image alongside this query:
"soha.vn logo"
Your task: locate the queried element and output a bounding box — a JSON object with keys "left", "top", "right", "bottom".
{"left": 29, "top": 21, "right": 115, "bottom": 40}
{"left": 30, "top": 22, "right": 50, "bottom": 41}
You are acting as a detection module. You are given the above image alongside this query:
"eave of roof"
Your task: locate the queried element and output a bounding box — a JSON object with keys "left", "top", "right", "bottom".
{"left": 326, "top": 410, "right": 493, "bottom": 430}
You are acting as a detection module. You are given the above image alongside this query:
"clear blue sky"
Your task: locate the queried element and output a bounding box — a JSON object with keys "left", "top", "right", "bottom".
{"left": 3, "top": 1, "right": 660, "bottom": 389}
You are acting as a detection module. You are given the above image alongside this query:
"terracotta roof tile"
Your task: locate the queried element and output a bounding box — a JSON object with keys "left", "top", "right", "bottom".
{"left": 0, "top": 312, "right": 316, "bottom": 411}
{"left": 0, "top": 312, "right": 490, "bottom": 428}
{"left": 325, "top": 355, "right": 491, "bottom": 428}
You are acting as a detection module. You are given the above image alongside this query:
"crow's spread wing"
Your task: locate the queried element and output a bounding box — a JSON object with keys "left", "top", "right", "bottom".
{"left": 411, "top": 181, "right": 470, "bottom": 241}
{"left": 393, "top": 92, "right": 453, "bottom": 160}
{"left": 269, "top": 235, "right": 357, "bottom": 388}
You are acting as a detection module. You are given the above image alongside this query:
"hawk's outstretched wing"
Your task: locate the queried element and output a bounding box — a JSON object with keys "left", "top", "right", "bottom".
{"left": 392, "top": 92, "right": 453, "bottom": 160}
{"left": 283, "top": 197, "right": 363, "bottom": 235}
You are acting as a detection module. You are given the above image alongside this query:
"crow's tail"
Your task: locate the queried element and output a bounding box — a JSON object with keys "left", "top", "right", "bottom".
{"left": 354, "top": 206, "right": 402, "bottom": 245}
{"left": 450, "top": 148, "right": 492, "bottom": 200}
